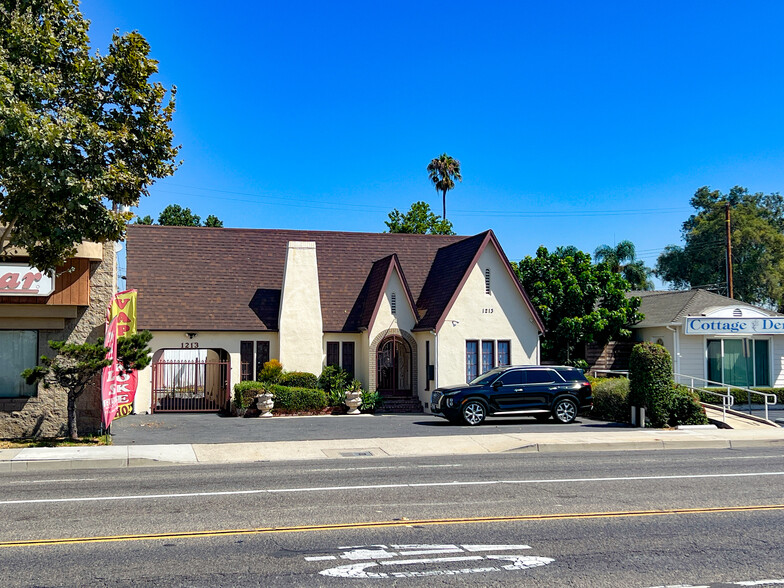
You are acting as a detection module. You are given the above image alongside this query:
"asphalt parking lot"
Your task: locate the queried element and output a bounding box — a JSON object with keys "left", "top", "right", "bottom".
{"left": 110, "top": 412, "right": 628, "bottom": 446}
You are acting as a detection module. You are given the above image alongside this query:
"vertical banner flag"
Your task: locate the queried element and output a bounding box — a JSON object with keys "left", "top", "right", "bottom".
{"left": 101, "top": 289, "right": 138, "bottom": 428}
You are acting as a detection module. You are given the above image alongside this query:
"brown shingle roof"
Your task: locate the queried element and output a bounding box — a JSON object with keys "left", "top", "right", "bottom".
{"left": 127, "top": 225, "right": 502, "bottom": 332}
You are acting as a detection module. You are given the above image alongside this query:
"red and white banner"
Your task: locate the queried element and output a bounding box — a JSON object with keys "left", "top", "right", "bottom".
{"left": 101, "top": 289, "right": 139, "bottom": 428}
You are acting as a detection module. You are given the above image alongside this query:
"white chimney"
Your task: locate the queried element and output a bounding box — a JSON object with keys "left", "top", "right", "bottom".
{"left": 278, "top": 241, "right": 324, "bottom": 374}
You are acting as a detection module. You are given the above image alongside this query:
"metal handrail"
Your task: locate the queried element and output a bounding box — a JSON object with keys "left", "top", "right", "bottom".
{"left": 591, "top": 369, "right": 629, "bottom": 378}
{"left": 673, "top": 372, "right": 777, "bottom": 422}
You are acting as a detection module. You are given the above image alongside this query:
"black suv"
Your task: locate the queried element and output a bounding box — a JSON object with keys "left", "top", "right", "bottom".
{"left": 430, "top": 365, "right": 592, "bottom": 426}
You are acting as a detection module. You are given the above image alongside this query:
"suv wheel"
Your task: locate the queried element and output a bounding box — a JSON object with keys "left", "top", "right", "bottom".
{"left": 461, "top": 399, "right": 487, "bottom": 426}
{"left": 552, "top": 397, "right": 577, "bottom": 424}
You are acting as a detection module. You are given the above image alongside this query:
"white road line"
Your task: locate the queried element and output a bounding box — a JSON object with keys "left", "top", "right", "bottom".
{"left": 463, "top": 544, "right": 531, "bottom": 552}
{"left": 304, "top": 556, "right": 337, "bottom": 561}
{"left": 1, "top": 471, "right": 783, "bottom": 506}
{"left": 6, "top": 478, "right": 97, "bottom": 485}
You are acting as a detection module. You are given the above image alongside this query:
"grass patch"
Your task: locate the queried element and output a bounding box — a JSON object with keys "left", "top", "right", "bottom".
{"left": 0, "top": 434, "right": 112, "bottom": 449}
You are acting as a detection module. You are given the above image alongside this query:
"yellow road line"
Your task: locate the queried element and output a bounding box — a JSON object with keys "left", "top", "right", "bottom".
{"left": 2, "top": 504, "right": 783, "bottom": 548}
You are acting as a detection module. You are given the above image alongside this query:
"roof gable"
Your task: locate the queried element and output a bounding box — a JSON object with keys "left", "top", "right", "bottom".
{"left": 357, "top": 254, "right": 418, "bottom": 332}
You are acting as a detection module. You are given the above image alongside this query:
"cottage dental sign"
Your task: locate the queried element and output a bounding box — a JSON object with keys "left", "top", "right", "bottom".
{"left": 684, "top": 316, "right": 784, "bottom": 335}
{"left": 0, "top": 263, "right": 55, "bottom": 296}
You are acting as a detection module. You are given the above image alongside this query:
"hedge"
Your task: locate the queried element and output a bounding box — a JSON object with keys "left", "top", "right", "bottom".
{"left": 233, "top": 381, "right": 268, "bottom": 409}
{"left": 629, "top": 342, "right": 674, "bottom": 427}
{"left": 277, "top": 371, "right": 319, "bottom": 389}
{"left": 698, "top": 387, "right": 784, "bottom": 406}
{"left": 269, "top": 384, "right": 327, "bottom": 412}
{"left": 591, "top": 378, "right": 630, "bottom": 423}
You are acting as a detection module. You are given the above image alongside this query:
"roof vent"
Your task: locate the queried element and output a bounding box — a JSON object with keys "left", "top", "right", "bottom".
{"left": 485, "top": 268, "right": 491, "bottom": 295}
{"left": 733, "top": 308, "right": 742, "bottom": 317}
{"left": 391, "top": 292, "right": 396, "bottom": 315}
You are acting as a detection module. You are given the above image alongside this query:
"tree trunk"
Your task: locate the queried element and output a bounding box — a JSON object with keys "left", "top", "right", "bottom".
{"left": 67, "top": 393, "right": 78, "bottom": 440}
{"left": 442, "top": 190, "right": 447, "bottom": 220}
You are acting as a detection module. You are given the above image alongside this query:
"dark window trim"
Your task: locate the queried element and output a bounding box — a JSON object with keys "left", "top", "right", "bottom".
{"left": 466, "top": 340, "right": 479, "bottom": 384}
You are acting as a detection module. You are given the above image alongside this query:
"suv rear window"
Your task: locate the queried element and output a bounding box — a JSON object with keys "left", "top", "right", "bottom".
{"left": 554, "top": 367, "right": 588, "bottom": 382}
{"left": 525, "top": 369, "right": 558, "bottom": 384}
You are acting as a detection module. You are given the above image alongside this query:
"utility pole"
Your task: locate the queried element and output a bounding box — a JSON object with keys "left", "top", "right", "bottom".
{"left": 725, "top": 201, "right": 733, "bottom": 299}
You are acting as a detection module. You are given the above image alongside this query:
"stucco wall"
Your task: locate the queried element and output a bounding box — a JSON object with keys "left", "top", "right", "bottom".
{"left": 368, "top": 269, "right": 417, "bottom": 344}
{"left": 135, "top": 331, "right": 279, "bottom": 414}
{"left": 0, "top": 242, "right": 115, "bottom": 438}
{"left": 278, "top": 242, "right": 323, "bottom": 375}
{"left": 436, "top": 246, "right": 540, "bottom": 389}
{"left": 322, "top": 333, "right": 366, "bottom": 386}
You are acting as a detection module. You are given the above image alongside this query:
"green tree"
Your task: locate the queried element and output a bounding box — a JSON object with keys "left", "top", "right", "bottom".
{"left": 157, "top": 204, "right": 201, "bottom": 226}
{"left": 22, "top": 331, "right": 153, "bottom": 439}
{"left": 203, "top": 215, "right": 224, "bottom": 228}
{"left": 514, "top": 246, "right": 644, "bottom": 362}
{"left": 594, "top": 240, "right": 654, "bottom": 291}
{"left": 427, "top": 153, "right": 462, "bottom": 220}
{"left": 133, "top": 215, "right": 155, "bottom": 225}
{"left": 655, "top": 186, "right": 784, "bottom": 308}
{"left": 0, "top": 0, "right": 179, "bottom": 272}
{"left": 385, "top": 201, "right": 455, "bottom": 235}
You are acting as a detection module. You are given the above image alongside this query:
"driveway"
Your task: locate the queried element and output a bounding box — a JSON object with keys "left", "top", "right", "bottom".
{"left": 109, "top": 412, "right": 628, "bottom": 446}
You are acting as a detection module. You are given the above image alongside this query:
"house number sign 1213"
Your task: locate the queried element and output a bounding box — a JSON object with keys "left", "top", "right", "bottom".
{"left": 181, "top": 342, "right": 199, "bottom": 349}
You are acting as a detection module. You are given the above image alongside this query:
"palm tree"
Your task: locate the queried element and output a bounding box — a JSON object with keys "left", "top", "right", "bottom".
{"left": 427, "top": 153, "right": 462, "bottom": 220}
{"left": 594, "top": 240, "right": 654, "bottom": 290}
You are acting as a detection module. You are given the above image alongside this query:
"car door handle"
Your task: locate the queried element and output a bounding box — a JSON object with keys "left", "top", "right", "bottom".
{"left": 548, "top": 386, "right": 559, "bottom": 390}
{"left": 514, "top": 388, "right": 523, "bottom": 392}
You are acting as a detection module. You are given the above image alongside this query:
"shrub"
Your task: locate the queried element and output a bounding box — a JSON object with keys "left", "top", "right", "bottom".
{"left": 278, "top": 371, "right": 319, "bottom": 389}
{"left": 269, "top": 384, "right": 327, "bottom": 412}
{"left": 318, "top": 365, "right": 350, "bottom": 405}
{"left": 629, "top": 342, "right": 674, "bottom": 427}
{"left": 698, "top": 387, "right": 784, "bottom": 406}
{"left": 258, "top": 359, "right": 283, "bottom": 383}
{"left": 668, "top": 385, "right": 709, "bottom": 426}
{"left": 564, "top": 358, "right": 589, "bottom": 371}
{"left": 360, "top": 390, "right": 383, "bottom": 412}
{"left": 590, "top": 377, "right": 630, "bottom": 423}
{"left": 233, "top": 381, "right": 268, "bottom": 409}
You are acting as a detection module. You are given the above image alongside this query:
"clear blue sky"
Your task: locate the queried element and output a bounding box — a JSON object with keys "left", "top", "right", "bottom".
{"left": 82, "top": 0, "right": 784, "bottom": 279}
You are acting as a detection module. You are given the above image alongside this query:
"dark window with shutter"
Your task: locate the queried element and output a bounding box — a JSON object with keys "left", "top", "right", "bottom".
{"left": 425, "top": 340, "right": 431, "bottom": 391}
{"left": 256, "top": 341, "right": 270, "bottom": 378}
{"left": 481, "top": 341, "right": 495, "bottom": 374}
{"left": 342, "top": 342, "right": 355, "bottom": 377}
{"left": 466, "top": 341, "right": 479, "bottom": 383}
{"left": 240, "top": 341, "right": 253, "bottom": 381}
{"left": 327, "top": 342, "right": 340, "bottom": 367}
{"left": 497, "top": 340, "right": 510, "bottom": 366}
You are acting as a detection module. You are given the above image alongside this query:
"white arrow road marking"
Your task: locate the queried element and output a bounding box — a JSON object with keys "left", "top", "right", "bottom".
{"left": 310, "top": 543, "right": 552, "bottom": 579}
{"left": 319, "top": 555, "right": 554, "bottom": 578}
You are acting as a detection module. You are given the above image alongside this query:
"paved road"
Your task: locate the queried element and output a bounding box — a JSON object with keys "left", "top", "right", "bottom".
{"left": 110, "top": 412, "right": 628, "bottom": 445}
{"left": 1, "top": 447, "right": 783, "bottom": 586}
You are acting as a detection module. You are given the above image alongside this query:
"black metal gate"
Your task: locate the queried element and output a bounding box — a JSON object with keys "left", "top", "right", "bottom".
{"left": 151, "top": 359, "right": 230, "bottom": 412}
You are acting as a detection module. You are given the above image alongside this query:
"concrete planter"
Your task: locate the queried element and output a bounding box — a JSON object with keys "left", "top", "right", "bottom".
{"left": 256, "top": 392, "right": 274, "bottom": 418}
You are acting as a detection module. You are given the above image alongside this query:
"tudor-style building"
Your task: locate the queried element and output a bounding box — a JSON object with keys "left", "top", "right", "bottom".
{"left": 126, "top": 225, "right": 544, "bottom": 413}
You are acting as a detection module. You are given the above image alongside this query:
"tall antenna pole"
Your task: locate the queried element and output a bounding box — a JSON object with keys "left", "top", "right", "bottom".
{"left": 725, "top": 201, "right": 733, "bottom": 299}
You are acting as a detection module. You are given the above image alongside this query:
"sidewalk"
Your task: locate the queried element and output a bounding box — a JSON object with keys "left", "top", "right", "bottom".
{"left": 2, "top": 426, "right": 783, "bottom": 472}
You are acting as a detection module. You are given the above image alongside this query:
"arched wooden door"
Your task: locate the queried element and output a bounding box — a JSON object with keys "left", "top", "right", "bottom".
{"left": 376, "top": 336, "right": 412, "bottom": 397}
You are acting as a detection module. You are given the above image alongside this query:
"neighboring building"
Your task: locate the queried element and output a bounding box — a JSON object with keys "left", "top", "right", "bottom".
{"left": 126, "top": 225, "right": 544, "bottom": 413}
{"left": 591, "top": 290, "right": 784, "bottom": 388}
{"left": 0, "top": 241, "right": 115, "bottom": 438}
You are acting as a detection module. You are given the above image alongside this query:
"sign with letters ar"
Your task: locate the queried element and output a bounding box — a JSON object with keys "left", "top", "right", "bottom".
{"left": 101, "top": 290, "right": 138, "bottom": 428}
{"left": 0, "top": 263, "right": 55, "bottom": 296}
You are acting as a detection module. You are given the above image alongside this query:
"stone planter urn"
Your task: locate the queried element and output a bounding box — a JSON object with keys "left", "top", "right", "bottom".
{"left": 256, "top": 392, "right": 274, "bottom": 418}
{"left": 345, "top": 389, "right": 362, "bottom": 415}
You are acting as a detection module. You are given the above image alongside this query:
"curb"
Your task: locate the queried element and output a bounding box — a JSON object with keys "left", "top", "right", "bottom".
{"left": 2, "top": 435, "right": 783, "bottom": 472}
